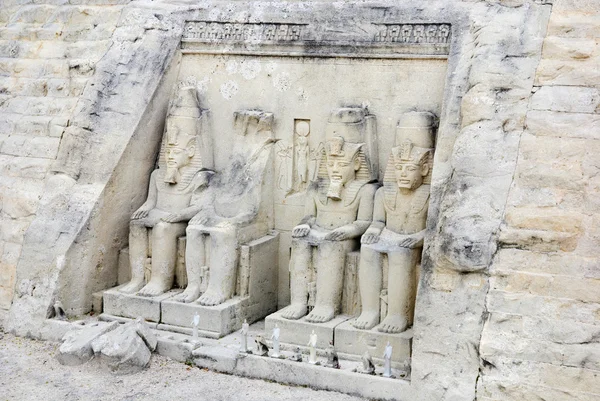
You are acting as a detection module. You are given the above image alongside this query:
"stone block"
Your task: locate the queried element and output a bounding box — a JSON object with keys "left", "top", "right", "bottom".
{"left": 192, "top": 346, "right": 239, "bottom": 373}
{"left": 536, "top": 58, "right": 600, "bottom": 87}
{"left": 530, "top": 86, "right": 599, "bottom": 113}
{"left": 334, "top": 320, "right": 412, "bottom": 365}
{"left": 103, "top": 286, "right": 177, "bottom": 322}
{"left": 161, "top": 297, "right": 245, "bottom": 338}
{"left": 505, "top": 207, "right": 583, "bottom": 233}
{"left": 0, "top": 134, "right": 60, "bottom": 159}
{"left": 57, "top": 320, "right": 119, "bottom": 365}
{"left": 155, "top": 335, "right": 194, "bottom": 363}
{"left": 541, "top": 36, "right": 597, "bottom": 60}
{"left": 547, "top": 12, "right": 600, "bottom": 38}
{"left": 265, "top": 309, "right": 351, "bottom": 349}
{"left": 526, "top": 110, "right": 600, "bottom": 140}
{"left": 498, "top": 227, "right": 579, "bottom": 252}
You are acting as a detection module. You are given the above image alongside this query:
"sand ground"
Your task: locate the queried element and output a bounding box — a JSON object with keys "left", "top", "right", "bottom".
{"left": 0, "top": 332, "right": 367, "bottom": 401}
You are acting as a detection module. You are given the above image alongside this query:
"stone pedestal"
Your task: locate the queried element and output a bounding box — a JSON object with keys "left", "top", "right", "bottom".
{"left": 161, "top": 297, "right": 245, "bottom": 338}
{"left": 334, "top": 319, "right": 413, "bottom": 365}
{"left": 265, "top": 310, "right": 351, "bottom": 349}
{"left": 103, "top": 286, "right": 178, "bottom": 322}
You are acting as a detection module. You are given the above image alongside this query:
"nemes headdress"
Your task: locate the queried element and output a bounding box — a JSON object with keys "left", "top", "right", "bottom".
{"left": 317, "top": 107, "right": 378, "bottom": 204}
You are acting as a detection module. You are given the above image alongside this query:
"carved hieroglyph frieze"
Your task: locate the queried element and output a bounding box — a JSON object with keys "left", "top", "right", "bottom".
{"left": 183, "top": 21, "right": 306, "bottom": 42}
{"left": 373, "top": 24, "right": 451, "bottom": 44}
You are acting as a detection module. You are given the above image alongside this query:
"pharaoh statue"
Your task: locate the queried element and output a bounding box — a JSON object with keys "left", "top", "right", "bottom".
{"left": 282, "top": 108, "right": 378, "bottom": 323}
{"left": 174, "top": 110, "right": 276, "bottom": 305}
{"left": 353, "top": 111, "right": 435, "bottom": 333}
{"left": 120, "top": 87, "right": 213, "bottom": 296}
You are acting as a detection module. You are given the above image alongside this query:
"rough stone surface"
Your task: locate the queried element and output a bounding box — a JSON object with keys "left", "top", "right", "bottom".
{"left": 56, "top": 320, "right": 119, "bottom": 366}
{"left": 90, "top": 319, "right": 158, "bottom": 374}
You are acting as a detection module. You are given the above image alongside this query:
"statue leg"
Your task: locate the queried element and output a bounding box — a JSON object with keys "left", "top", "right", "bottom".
{"left": 306, "top": 241, "right": 351, "bottom": 323}
{"left": 197, "top": 227, "right": 238, "bottom": 306}
{"left": 174, "top": 225, "right": 206, "bottom": 303}
{"left": 353, "top": 246, "right": 383, "bottom": 330}
{"left": 120, "top": 221, "right": 148, "bottom": 294}
{"left": 378, "top": 248, "right": 419, "bottom": 333}
{"left": 281, "top": 239, "right": 311, "bottom": 320}
{"left": 138, "top": 221, "right": 187, "bottom": 296}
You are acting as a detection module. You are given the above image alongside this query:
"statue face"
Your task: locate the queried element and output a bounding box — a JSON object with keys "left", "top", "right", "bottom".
{"left": 326, "top": 154, "right": 359, "bottom": 186}
{"left": 395, "top": 161, "right": 428, "bottom": 190}
{"left": 165, "top": 144, "right": 193, "bottom": 170}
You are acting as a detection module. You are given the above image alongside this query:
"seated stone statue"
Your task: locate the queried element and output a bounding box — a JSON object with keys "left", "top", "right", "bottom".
{"left": 174, "top": 110, "right": 275, "bottom": 305}
{"left": 120, "top": 87, "right": 213, "bottom": 296}
{"left": 281, "top": 108, "right": 377, "bottom": 323}
{"left": 353, "top": 112, "right": 434, "bottom": 333}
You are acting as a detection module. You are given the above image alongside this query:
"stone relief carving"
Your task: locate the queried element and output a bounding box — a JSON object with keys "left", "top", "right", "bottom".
{"left": 354, "top": 112, "right": 435, "bottom": 333}
{"left": 120, "top": 87, "right": 212, "bottom": 296}
{"left": 374, "top": 24, "right": 451, "bottom": 44}
{"left": 276, "top": 120, "right": 322, "bottom": 195}
{"left": 281, "top": 107, "right": 378, "bottom": 323}
{"left": 183, "top": 21, "right": 306, "bottom": 42}
{"left": 174, "top": 110, "right": 276, "bottom": 305}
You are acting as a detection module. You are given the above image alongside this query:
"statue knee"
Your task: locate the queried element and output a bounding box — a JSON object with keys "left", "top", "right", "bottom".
{"left": 153, "top": 221, "right": 175, "bottom": 238}
{"left": 186, "top": 226, "right": 202, "bottom": 241}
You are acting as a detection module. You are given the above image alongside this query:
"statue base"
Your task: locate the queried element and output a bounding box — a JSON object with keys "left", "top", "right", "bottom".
{"left": 161, "top": 297, "right": 246, "bottom": 338}
{"left": 334, "top": 319, "right": 413, "bottom": 365}
{"left": 265, "top": 310, "right": 352, "bottom": 349}
{"left": 103, "top": 286, "right": 178, "bottom": 322}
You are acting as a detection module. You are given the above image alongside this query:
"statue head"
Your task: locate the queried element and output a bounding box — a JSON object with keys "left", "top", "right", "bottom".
{"left": 391, "top": 140, "right": 431, "bottom": 190}
{"left": 325, "top": 136, "right": 364, "bottom": 200}
{"left": 383, "top": 111, "right": 436, "bottom": 208}
{"left": 163, "top": 117, "right": 197, "bottom": 184}
{"left": 160, "top": 86, "right": 203, "bottom": 185}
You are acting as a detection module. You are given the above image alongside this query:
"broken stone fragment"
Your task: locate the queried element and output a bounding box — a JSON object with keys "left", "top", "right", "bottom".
{"left": 57, "top": 321, "right": 119, "bottom": 366}
{"left": 91, "top": 318, "right": 157, "bottom": 374}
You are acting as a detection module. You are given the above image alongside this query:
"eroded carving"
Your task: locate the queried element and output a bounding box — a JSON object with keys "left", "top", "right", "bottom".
{"left": 281, "top": 107, "right": 377, "bottom": 323}
{"left": 175, "top": 110, "right": 276, "bottom": 305}
{"left": 354, "top": 111, "right": 435, "bottom": 333}
{"left": 183, "top": 21, "right": 305, "bottom": 42}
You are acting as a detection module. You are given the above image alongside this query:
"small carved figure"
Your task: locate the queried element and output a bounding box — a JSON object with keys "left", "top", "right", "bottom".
{"left": 121, "top": 87, "right": 212, "bottom": 296}
{"left": 354, "top": 112, "right": 435, "bottom": 334}
{"left": 191, "top": 312, "right": 200, "bottom": 344}
{"left": 282, "top": 108, "right": 377, "bottom": 323}
{"left": 255, "top": 334, "right": 269, "bottom": 357}
{"left": 360, "top": 351, "right": 376, "bottom": 375}
{"left": 307, "top": 330, "right": 318, "bottom": 364}
{"left": 325, "top": 341, "right": 340, "bottom": 369}
{"left": 383, "top": 342, "right": 393, "bottom": 378}
{"left": 271, "top": 324, "right": 281, "bottom": 358}
{"left": 295, "top": 120, "right": 310, "bottom": 185}
{"left": 240, "top": 319, "right": 250, "bottom": 353}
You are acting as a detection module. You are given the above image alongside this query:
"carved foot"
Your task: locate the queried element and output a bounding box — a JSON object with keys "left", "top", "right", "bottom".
{"left": 197, "top": 290, "right": 227, "bottom": 306}
{"left": 306, "top": 305, "right": 335, "bottom": 323}
{"left": 352, "top": 311, "right": 380, "bottom": 330}
{"left": 174, "top": 284, "right": 201, "bottom": 303}
{"left": 137, "top": 280, "right": 170, "bottom": 297}
{"left": 280, "top": 303, "right": 308, "bottom": 320}
{"left": 119, "top": 279, "right": 145, "bottom": 294}
{"left": 377, "top": 314, "right": 408, "bottom": 334}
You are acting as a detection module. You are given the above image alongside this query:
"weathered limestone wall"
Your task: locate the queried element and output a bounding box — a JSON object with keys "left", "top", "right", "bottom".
{"left": 0, "top": 0, "right": 129, "bottom": 312}
{"left": 478, "top": 1, "right": 600, "bottom": 399}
